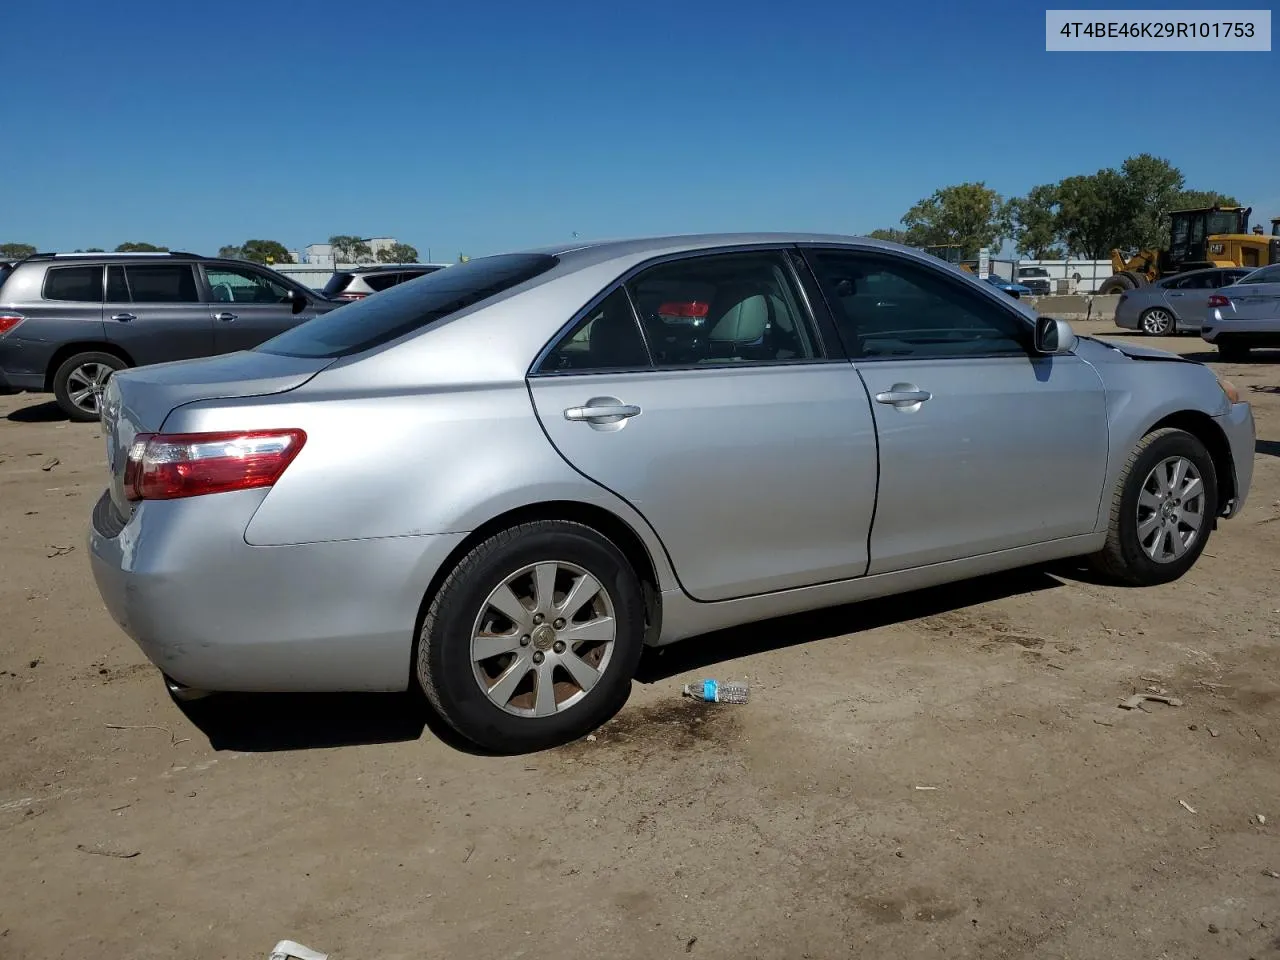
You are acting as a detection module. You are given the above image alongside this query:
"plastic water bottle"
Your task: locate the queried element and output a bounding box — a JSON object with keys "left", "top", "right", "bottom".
{"left": 682, "top": 678, "right": 749, "bottom": 704}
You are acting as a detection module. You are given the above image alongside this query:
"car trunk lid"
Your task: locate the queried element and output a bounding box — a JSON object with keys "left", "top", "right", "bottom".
{"left": 100, "top": 350, "right": 333, "bottom": 519}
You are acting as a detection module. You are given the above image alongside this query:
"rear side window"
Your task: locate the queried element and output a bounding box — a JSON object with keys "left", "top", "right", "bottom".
{"left": 322, "top": 272, "right": 355, "bottom": 297}
{"left": 0, "top": 262, "right": 14, "bottom": 294}
{"left": 126, "top": 265, "right": 199, "bottom": 303}
{"left": 44, "top": 266, "right": 103, "bottom": 302}
{"left": 259, "top": 253, "right": 560, "bottom": 359}
{"left": 362, "top": 272, "right": 402, "bottom": 292}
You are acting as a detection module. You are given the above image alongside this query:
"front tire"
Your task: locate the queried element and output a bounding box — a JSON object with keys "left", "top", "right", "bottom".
{"left": 52, "top": 351, "right": 126, "bottom": 421}
{"left": 417, "top": 520, "right": 646, "bottom": 753}
{"left": 1089, "top": 428, "right": 1217, "bottom": 586}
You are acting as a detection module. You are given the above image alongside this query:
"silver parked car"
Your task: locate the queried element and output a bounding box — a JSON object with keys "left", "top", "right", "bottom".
{"left": 1112, "top": 266, "right": 1256, "bottom": 336}
{"left": 89, "top": 234, "right": 1256, "bottom": 752}
{"left": 1202, "top": 263, "right": 1280, "bottom": 360}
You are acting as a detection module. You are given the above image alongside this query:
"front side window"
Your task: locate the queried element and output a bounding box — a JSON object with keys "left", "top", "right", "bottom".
{"left": 259, "top": 253, "right": 559, "bottom": 359}
{"left": 205, "top": 265, "right": 291, "bottom": 304}
{"left": 624, "top": 252, "right": 819, "bottom": 367}
{"left": 43, "top": 266, "right": 103, "bottom": 302}
{"left": 809, "top": 250, "right": 1031, "bottom": 359}
{"left": 125, "top": 265, "right": 199, "bottom": 303}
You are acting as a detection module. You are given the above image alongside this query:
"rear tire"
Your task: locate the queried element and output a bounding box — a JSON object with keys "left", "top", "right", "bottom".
{"left": 1139, "top": 307, "right": 1176, "bottom": 336}
{"left": 417, "top": 520, "right": 646, "bottom": 753}
{"left": 52, "top": 351, "right": 126, "bottom": 421}
{"left": 1088, "top": 428, "right": 1217, "bottom": 586}
{"left": 1098, "top": 275, "right": 1134, "bottom": 295}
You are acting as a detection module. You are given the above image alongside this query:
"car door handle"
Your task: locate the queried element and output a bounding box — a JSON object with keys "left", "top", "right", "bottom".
{"left": 111, "top": 313, "right": 136, "bottom": 322}
{"left": 564, "top": 402, "right": 642, "bottom": 422}
{"left": 875, "top": 389, "right": 932, "bottom": 405}
{"left": 214, "top": 312, "right": 238, "bottom": 322}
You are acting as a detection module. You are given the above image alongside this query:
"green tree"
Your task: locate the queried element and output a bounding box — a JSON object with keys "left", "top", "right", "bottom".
{"left": 376, "top": 242, "right": 420, "bottom": 263}
{"left": 328, "top": 235, "right": 372, "bottom": 264}
{"left": 866, "top": 228, "right": 909, "bottom": 244}
{"left": 84, "top": 247, "right": 104, "bottom": 253}
{"left": 240, "top": 239, "right": 294, "bottom": 265}
{"left": 1172, "top": 190, "right": 1240, "bottom": 211}
{"left": 1, "top": 242, "right": 37, "bottom": 259}
{"left": 217, "top": 245, "right": 245, "bottom": 260}
{"left": 1116, "top": 153, "right": 1184, "bottom": 251}
{"left": 900, "top": 182, "right": 1008, "bottom": 259}
{"left": 1007, "top": 184, "right": 1063, "bottom": 259}
{"left": 1054, "top": 170, "right": 1132, "bottom": 259}
{"left": 115, "top": 241, "right": 169, "bottom": 252}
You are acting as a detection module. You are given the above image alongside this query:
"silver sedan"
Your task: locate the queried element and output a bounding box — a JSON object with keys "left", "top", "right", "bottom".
{"left": 1202, "top": 263, "right": 1280, "bottom": 360}
{"left": 1113, "top": 266, "right": 1256, "bottom": 335}
{"left": 89, "top": 234, "right": 1256, "bottom": 752}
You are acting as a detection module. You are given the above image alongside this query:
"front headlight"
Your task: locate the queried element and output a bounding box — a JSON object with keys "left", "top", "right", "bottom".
{"left": 1218, "top": 377, "right": 1241, "bottom": 404}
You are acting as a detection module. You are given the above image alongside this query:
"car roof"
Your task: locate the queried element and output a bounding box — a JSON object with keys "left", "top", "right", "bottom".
{"left": 519, "top": 232, "right": 910, "bottom": 269}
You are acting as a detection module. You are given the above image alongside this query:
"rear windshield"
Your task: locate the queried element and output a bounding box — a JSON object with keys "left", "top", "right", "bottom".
{"left": 258, "top": 253, "right": 560, "bottom": 359}
{"left": 321, "top": 272, "right": 355, "bottom": 297}
{"left": 0, "top": 262, "right": 13, "bottom": 293}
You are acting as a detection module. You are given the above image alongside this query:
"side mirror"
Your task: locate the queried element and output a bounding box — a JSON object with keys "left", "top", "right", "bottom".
{"left": 289, "top": 290, "right": 307, "bottom": 315}
{"left": 1034, "top": 316, "right": 1077, "bottom": 354}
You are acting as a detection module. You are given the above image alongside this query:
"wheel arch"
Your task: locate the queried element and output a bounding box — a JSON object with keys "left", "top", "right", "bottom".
{"left": 44, "top": 341, "right": 134, "bottom": 391}
{"left": 1146, "top": 410, "right": 1235, "bottom": 514}
{"left": 410, "top": 500, "right": 667, "bottom": 684}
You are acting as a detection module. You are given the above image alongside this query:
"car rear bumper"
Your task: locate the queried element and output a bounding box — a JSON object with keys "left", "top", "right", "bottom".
{"left": 1214, "top": 401, "right": 1255, "bottom": 518}
{"left": 88, "top": 489, "right": 467, "bottom": 693}
{"left": 1201, "top": 315, "right": 1280, "bottom": 344}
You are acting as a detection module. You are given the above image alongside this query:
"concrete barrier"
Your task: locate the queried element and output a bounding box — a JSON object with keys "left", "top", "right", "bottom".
{"left": 1025, "top": 294, "right": 1120, "bottom": 322}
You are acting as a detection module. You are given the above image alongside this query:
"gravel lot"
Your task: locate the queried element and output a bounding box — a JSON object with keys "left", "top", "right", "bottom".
{"left": 2, "top": 321, "right": 1278, "bottom": 960}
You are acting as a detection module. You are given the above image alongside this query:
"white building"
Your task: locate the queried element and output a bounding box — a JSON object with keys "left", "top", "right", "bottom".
{"left": 304, "top": 237, "right": 402, "bottom": 267}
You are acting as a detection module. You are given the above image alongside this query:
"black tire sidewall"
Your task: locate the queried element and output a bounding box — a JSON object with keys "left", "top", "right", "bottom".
{"left": 419, "top": 523, "right": 645, "bottom": 753}
{"left": 53, "top": 352, "right": 124, "bottom": 421}
{"left": 1114, "top": 431, "right": 1217, "bottom": 584}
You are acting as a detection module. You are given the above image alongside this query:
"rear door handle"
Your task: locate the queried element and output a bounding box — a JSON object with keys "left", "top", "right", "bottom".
{"left": 564, "top": 402, "right": 641, "bottom": 422}
{"left": 214, "top": 312, "right": 238, "bottom": 322}
{"left": 111, "top": 313, "right": 136, "bottom": 322}
{"left": 875, "top": 389, "right": 932, "bottom": 405}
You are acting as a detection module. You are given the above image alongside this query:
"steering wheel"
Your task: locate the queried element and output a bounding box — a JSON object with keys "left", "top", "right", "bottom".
{"left": 213, "top": 282, "right": 236, "bottom": 303}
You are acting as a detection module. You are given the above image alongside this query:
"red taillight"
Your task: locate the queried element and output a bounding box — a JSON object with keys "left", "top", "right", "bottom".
{"left": 0, "top": 314, "right": 24, "bottom": 335}
{"left": 1207, "top": 294, "right": 1230, "bottom": 309}
{"left": 123, "top": 429, "right": 306, "bottom": 502}
{"left": 658, "top": 301, "right": 709, "bottom": 318}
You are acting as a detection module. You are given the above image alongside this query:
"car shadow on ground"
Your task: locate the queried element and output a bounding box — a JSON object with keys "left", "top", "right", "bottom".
{"left": 1257, "top": 439, "right": 1280, "bottom": 458}
{"left": 635, "top": 567, "right": 1064, "bottom": 683}
{"left": 178, "top": 568, "right": 1065, "bottom": 756}
{"left": 6, "top": 399, "right": 67, "bottom": 423}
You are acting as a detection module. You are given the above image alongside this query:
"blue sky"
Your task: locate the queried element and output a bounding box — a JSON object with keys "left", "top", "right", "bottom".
{"left": 3, "top": 0, "right": 1277, "bottom": 258}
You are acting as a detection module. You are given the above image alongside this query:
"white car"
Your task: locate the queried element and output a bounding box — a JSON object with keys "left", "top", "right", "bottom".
{"left": 1202, "top": 263, "right": 1280, "bottom": 360}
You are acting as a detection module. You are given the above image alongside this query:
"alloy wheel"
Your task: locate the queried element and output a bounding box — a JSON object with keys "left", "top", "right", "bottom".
{"left": 470, "top": 560, "right": 616, "bottom": 718}
{"left": 65, "top": 361, "right": 114, "bottom": 417}
{"left": 1141, "top": 309, "right": 1174, "bottom": 335}
{"left": 1135, "top": 456, "right": 1205, "bottom": 563}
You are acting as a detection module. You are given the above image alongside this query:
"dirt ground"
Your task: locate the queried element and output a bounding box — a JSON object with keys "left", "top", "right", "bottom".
{"left": 1, "top": 322, "right": 1278, "bottom": 960}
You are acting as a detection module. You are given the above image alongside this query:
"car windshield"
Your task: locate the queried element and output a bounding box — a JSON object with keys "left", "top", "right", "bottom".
{"left": 258, "top": 253, "right": 559, "bottom": 358}
{"left": 1019, "top": 268, "right": 1048, "bottom": 277}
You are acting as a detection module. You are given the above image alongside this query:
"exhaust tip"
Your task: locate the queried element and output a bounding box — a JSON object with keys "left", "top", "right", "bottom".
{"left": 164, "top": 674, "right": 214, "bottom": 702}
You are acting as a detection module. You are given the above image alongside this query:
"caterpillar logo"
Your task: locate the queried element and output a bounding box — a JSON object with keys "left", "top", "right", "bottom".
{"left": 1209, "top": 242, "right": 1224, "bottom": 255}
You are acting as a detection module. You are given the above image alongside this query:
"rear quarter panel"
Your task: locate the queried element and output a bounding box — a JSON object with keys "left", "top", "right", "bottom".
{"left": 162, "top": 384, "right": 680, "bottom": 590}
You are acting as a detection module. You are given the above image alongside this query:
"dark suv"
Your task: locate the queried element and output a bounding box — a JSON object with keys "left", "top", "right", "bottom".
{"left": 0, "top": 252, "right": 339, "bottom": 420}
{"left": 321, "top": 263, "right": 447, "bottom": 301}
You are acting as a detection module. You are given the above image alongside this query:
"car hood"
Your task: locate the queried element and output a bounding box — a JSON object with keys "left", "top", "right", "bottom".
{"left": 1074, "top": 336, "right": 1199, "bottom": 365}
